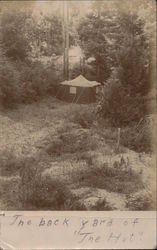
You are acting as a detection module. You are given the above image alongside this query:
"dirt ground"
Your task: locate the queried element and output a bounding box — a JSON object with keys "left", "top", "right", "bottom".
{"left": 0, "top": 97, "right": 156, "bottom": 210}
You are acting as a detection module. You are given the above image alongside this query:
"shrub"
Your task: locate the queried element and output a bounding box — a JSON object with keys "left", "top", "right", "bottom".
{"left": 0, "top": 154, "right": 85, "bottom": 210}
{"left": 46, "top": 137, "right": 63, "bottom": 156}
{"left": 121, "top": 117, "right": 153, "bottom": 153}
{"left": 0, "top": 56, "right": 20, "bottom": 108}
{"left": 19, "top": 166, "right": 85, "bottom": 210}
{"left": 45, "top": 126, "right": 97, "bottom": 156}
{"left": 0, "top": 150, "right": 23, "bottom": 176}
{"left": 91, "top": 198, "right": 114, "bottom": 211}
{"left": 18, "top": 62, "right": 58, "bottom": 103}
{"left": 0, "top": 51, "right": 60, "bottom": 107}
{"left": 100, "top": 79, "right": 149, "bottom": 128}
{"left": 69, "top": 107, "right": 95, "bottom": 129}
{"left": 126, "top": 191, "right": 153, "bottom": 210}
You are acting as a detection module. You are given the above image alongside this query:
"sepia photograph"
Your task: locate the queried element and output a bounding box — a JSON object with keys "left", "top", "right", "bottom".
{"left": 0, "top": 0, "right": 156, "bottom": 212}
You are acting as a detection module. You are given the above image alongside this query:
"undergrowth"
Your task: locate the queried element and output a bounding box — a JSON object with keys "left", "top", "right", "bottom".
{"left": 73, "top": 161, "right": 143, "bottom": 194}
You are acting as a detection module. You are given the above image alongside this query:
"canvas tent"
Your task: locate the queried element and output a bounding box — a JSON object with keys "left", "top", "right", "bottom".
{"left": 57, "top": 75, "right": 101, "bottom": 104}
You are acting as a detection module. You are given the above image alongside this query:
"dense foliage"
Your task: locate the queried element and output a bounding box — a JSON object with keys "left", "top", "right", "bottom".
{"left": 0, "top": 49, "right": 20, "bottom": 107}
{"left": 78, "top": 13, "right": 112, "bottom": 82}
{"left": 0, "top": 11, "right": 31, "bottom": 61}
{"left": 78, "top": 4, "right": 152, "bottom": 127}
{"left": 28, "top": 15, "right": 63, "bottom": 57}
{"left": 0, "top": 9, "right": 62, "bottom": 107}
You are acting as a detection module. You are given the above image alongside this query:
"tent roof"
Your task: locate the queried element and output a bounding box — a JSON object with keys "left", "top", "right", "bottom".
{"left": 60, "top": 75, "right": 101, "bottom": 87}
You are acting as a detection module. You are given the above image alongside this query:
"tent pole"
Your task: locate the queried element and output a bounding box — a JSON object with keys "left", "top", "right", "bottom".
{"left": 63, "top": 0, "right": 69, "bottom": 80}
{"left": 62, "top": 1, "right": 65, "bottom": 79}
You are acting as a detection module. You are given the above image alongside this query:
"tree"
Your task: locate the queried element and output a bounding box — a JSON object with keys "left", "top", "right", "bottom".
{"left": 25, "top": 13, "right": 63, "bottom": 58}
{"left": 0, "top": 10, "right": 31, "bottom": 61}
{"left": 112, "top": 13, "right": 151, "bottom": 96}
{"left": 100, "top": 13, "right": 151, "bottom": 126}
{"left": 43, "top": 15, "right": 63, "bottom": 56}
{"left": 78, "top": 12, "right": 114, "bottom": 82}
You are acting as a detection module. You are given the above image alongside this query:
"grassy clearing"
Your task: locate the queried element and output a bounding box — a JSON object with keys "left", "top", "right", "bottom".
{"left": 0, "top": 97, "right": 155, "bottom": 210}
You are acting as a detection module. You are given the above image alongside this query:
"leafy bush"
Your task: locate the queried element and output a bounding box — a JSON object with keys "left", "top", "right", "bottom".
{"left": 0, "top": 52, "right": 60, "bottom": 107}
{"left": 100, "top": 76, "right": 152, "bottom": 152}
{"left": 100, "top": 79, "right": 149, "bottom": 127}
{"left": 18, "top": 62, "right": 58, "bottom": 103}
{"left": 0, "top": 58, "right": 59, "bottom": 107}
{"left": 0, "top": 56, "right": 20, "bottom": 108}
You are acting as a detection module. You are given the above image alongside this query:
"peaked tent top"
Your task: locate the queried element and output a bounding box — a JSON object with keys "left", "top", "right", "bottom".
{"left": 60, "top": 75, "right": 101, "bottom": 87}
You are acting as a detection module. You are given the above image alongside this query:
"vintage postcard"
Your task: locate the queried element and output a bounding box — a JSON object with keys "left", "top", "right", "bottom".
{"left": 0, "top": 0, "right": 156, "bottom": 249}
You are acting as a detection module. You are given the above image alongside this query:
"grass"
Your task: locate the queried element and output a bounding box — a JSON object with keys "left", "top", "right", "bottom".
{"left": 72, "top": 160, "right": 143, "bottom": 195}
{"left": 19, "top": 175, "right": 85, "bottom": 210}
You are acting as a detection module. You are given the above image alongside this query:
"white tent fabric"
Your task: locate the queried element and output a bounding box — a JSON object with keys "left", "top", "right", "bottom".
{"left": 60, "top": 75, "right": 101, "bottom": 88}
